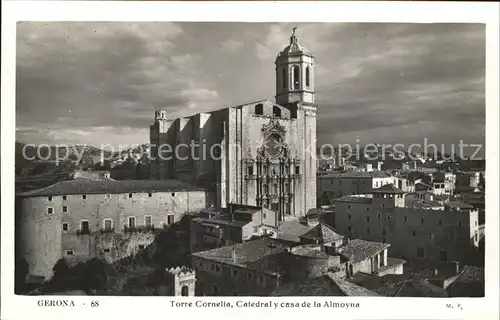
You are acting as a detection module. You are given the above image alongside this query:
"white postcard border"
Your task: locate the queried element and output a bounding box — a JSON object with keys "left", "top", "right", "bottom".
{"left": 2, "top": 1, "right": 499, "bottom": 320}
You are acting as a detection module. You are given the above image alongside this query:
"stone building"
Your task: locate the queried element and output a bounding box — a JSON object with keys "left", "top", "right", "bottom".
{"left": 190, "top": 203, "right": 279, "bottom": 254}
{"left": 316, "top": 171, "right": 395, "bottom": 205}
{"left": 333, "top": 184, "right": 481, "bottom": 270}
{"left": 150, "top": 29, "right": 317, "bottom": 220}
{"left": 16, "top": 178, "right": 210, "bottom": 279}
{"left": 189, "top": 223, "right": 404, "bottom": 296}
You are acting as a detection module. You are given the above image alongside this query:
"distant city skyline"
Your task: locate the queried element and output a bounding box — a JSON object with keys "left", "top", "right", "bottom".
{"left": 16, "top": 22, "right": 485, "bottom": 157}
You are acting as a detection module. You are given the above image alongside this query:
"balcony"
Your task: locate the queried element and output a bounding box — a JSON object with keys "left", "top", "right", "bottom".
{"left": 123, "top": 225, "right": 158, "bottom": 233}
{"left": 100, "top": 227, "right": 115, "bottom": 234}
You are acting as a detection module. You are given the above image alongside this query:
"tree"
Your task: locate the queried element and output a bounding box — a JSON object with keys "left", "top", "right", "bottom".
{"left": 79, "top": 258, "right": 110, "bottom": 293}
{"left": 52, "top": 258, "right": 71, "bottom": 282}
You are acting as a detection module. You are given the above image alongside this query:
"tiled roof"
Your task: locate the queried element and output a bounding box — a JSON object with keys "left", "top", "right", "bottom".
{"left": 319, "top": 171, "right": 391, "bottom": 179}
{"left": 191, "top": 238, "right": 293, "bottom": 269}
{"left": 372, "top": 183, "right": 404, "bottom": 194}
{"left": 445, "top": 201, "right": 474, "bottom": 210}
{"left": 349, "top": 273, "right": 448, "bottom": 297}
{"left": 335, "top": 195, "right": 373, "bottom": 204}
{"left": 299, "top": 223, "right": 345, "bottom": 243}
{"left": 337, "top": 239, "right": 389, "bottom": 264}
{"left": 17, "top": 178, "right": 206, "bottom": 197}
{"left": 193, "top": 216, "right": 250, "bottom": 228}
{"left": 272, "top": 274, "right": 380, "bottom": 296}
{"left": 456, "top": 265, "right": 485, "bottom": 283}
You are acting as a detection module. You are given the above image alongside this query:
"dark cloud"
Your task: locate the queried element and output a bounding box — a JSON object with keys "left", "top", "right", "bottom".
{"left": 16, "top": 22, "right": 485, "bottom": 153}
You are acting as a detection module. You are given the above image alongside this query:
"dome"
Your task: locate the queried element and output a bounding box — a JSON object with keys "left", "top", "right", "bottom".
{"left": 280, "top": 27, "right": 307, "bottom": 54}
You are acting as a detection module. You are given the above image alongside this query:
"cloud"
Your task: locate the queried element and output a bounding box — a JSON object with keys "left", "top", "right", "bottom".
{"left": 16, "top": 22, "right": 485, "bottom": 155}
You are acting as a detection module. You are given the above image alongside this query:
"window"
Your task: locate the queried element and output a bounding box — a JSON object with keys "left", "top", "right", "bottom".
{"left": 295, "top": 166, "right": 300, "bottom": 174}
{"left": 171, "top": 193, "right": 175, "bottom": 197}
{"left": 48, "top": 196, "right": 52, "bottom": 201}
{"left": 474, "top": 232, "right": 478, "bottom": 241}
{"left": 148, "top": 193, "right": 152, "bottom": 197}
{"left": 255, "top": 104, "right": 263, "bottom": 115}
{"left": 215, "top": 265, "right": 221, "bottom": 272}
{"left": 281, "top": 69, "right": 286, "bottom": 89}
{"left": 104, "top": 248, "right": 110, "bottom": 253}
{"left": 404, "top": 216, "right": 407, "bottom": 223}
{"left": 104, "top": 219, "right": 112, "bottom": 231}
{"left": 457, "top": 221, "right": 462, "bottom": 227}
{"left": 47, "top": 207, "right": 53, "bottom": 215}
{"left": 138, "top": 245, "right": 145, "bottom": 250}
{"left": 128, "top": 217, "right": 136, "bottom": 229}
{"left": 145, "top": 216, "right": 152, "bottom": 228}
{"left": 293, "top": 65, "right": 300, "bottom": 89}
{"left": 167, "top": 214, "right": 175, "bottom": 225}
{"left": 62, "top": 223, "right": 69, "bottom": 232}
{"left": 305, "top": 66, "right": 310, "bottom": 87}
{"left": 366, "top": 216, "right": 370, "bottom": 222}
{"left": 247, "top": 272, "right": 253, "bottom": 281}
{"left": 128, "top": 193, "right": 133, "bottom": 198}
{"left": 421, "top": 217, "right": 425, "bottom": 224}
{"left": 66, "top": 250, "right": 74, "bottom": 256}
{"left": 412, "top": 230, "right": 417, "bottom": 238}
{"left": 248, "top": 165, "right": 254, "bottom": 175}
{"left": 347, "top": 225, "right": 352, "bottom": 232}
{"left": 181, "top": 285, "right": 189, "bottom": 296}
{"left": 273, "top": 106, "right": 281, "bottom": 118}
{"left": 263, "top": 213, "right": 267, "bottom": 219}
{"left": 438, "top": 220, "right": 442, "bottom": 226}
{"left": 475, "top": 221, "right": 478, "bottom": 226}
{"left": 416, "top": 246, "right": 424, "bottom": 258}
{"left": 63, "top": 195, "right": 67, "bottom": 201}
{"left": 387, "top": 214, "right": 391, "bottom": 220}
{"left": 273, "top": 184, "right": 278, "bottom": 194}
{"left": 232, "top": 269, "right": 238, "bottom": 278}
{"left": 382, "top": 237, "right": 386, "bottom": 243}
{"left": 80, "top": 221, "right": 90, "bottom": 234}
{"left": 82, "top": 195, "right": 87, "bottom": 200}
{"left": 348, "top": 214, "right": 352, "bottom": 220}
{"left": 62, "top": 206, "right": 68, "bottom": 213}
{"left": 377, "top": 213, "right": 381, "bottom": 220}
{"left": 258, "top": 275, "right": 264, "bottom": 284}
{"left": 366, "top": 208, "right": 370, "bottom": 212}
{"left": 440, "top": 250, "right": 448, "bottom": 262}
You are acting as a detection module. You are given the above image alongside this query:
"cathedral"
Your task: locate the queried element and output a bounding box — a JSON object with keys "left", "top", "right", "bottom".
{"left": 150, "top": 29, "right": 317, "bottom": 219}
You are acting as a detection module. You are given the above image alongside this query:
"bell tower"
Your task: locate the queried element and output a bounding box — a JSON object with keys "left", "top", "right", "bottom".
{"left": 275, "top": 27, "right": 315, "bottom": 105}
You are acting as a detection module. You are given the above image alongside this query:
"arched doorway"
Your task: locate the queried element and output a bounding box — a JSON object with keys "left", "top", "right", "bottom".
{"left": 181, "top": 285, "right": 189, "bottom": 296}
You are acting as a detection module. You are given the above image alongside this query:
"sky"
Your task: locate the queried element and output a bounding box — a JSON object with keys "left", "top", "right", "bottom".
{"left": 16, "top": 22, "right": 485, "bottom": 156}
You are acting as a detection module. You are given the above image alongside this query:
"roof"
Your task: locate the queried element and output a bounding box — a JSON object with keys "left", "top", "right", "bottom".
{"left": 272, "top": 274, "right": 380, "bottom": 296}
{"left": 446, "top": 265, "right": 485, "bottom": 297}
{"left": 299, "top": 223, "right": 345, "bottom": 243}
{"left": 193, "top": 216, "right": 250, "bottom": 228}
{"left": 319, "top": 171, "right": 391, "bottom": 179}
{"left": 455, "top": 265, "right": 485, "bottom": 283}
{"left": 334, "top": 194, "right": 373, "bottom": 204}
{"left": 191, "top": 238, "right": 293, "bottom": 270}
{"left": 349, "top": 273, "right": 448, "bottom": 297}
{"left": 337, "top": 239, "right": 389, "bottom": 264}
{"left": 17, "top": 178, "right": 206, "bottom": 197}
{"left": 445, "top": 201, "right": 474, "bottom": 210}
{"left": 372, "top": 183, "right": 405, "bottom": 194}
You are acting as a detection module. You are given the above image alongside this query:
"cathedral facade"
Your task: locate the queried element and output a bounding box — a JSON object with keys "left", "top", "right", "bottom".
{"left": 150, "top": 29, "right": 317, "bottom": 219}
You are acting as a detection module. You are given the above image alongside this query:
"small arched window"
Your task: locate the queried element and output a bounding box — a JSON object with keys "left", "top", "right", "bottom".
{"left": 293, "top": 65, "right": 300, "bottom": 89}
{"left": 255, "top": 104, "right": 263, "bottom": 115}
{"left": 273, "top": 184, "right": 278, "bottom": 194}
{"left": 305, "top": 66, "right": 310, "bottom": 87}
{"left": 181, "top": 285, "right": 189, "bottom": 296}
{"left": 273, "top": 106, "right": 281, "bottom": 118}
{"left": 281, "top": 68, "right": 287, "bottom": 89}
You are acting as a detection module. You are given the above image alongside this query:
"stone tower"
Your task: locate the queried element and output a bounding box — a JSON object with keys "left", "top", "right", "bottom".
{"left": 275, "top": 28, "right": 318, "bottom": 215}
{"left": 150, "top": 109, "right": 174, "bottom": 180}
{"left": 275, "top": 27, "right": 315, "bottom": 105}
{"left": 166, "top": 266, "right": 196, "bottom": 296}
